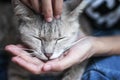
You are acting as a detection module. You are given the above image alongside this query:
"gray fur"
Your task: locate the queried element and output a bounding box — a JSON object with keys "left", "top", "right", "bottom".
{"left": 0, "top": 0, "right": 90, "bottom": 80}
{"left": 12, "top": 0, "right": 88, "bottom": 60}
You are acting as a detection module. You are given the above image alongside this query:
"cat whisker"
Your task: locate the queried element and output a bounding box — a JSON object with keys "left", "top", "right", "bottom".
{"left": 19, "top": 48, "right": 36, "bottom": 54}
{"left": 22, "top": 48, "right": 39, "bottom": 57}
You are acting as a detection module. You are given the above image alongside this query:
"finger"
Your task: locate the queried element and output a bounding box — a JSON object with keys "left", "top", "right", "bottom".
{"left": 12, "top": 56, "right": 44, "bottom": 74}
{"left": 16, "top": 44, "right": 25, "bottom": 48}
{"left": 5, "top": 45, "right": 30, "bottom": 56}
{"left": 43, "top": 51, "right": 70, "bottom": 72}
{"left": 30, "top": 0, "right": 41, "bottom": 13}
{"left": 48, "top": 39, "right": 93, "bottom": 71}
{"left": 52, "top": 0, "right": 63, "bottom": 19}
{"left": 44, "top": 44, "right": 84, "bottom": 71}
{"left": 41, "top": 0, "right": 53, "bottom": 22}
{"left": 47, "top": 51, "right": 79, "bottom": 72}
{"left": 5, "top": 45, "right": 43, "bottom": 64}
{"left": 21, "top": 0, "right": 32, "bottom": 8}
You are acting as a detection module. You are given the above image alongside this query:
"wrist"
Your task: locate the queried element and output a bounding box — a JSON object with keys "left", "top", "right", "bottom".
{"left": 86, "top": 36, "right": 100, "bottom": 56}
{"left": 92, "top": 37, "right": 111, "bottom": 56}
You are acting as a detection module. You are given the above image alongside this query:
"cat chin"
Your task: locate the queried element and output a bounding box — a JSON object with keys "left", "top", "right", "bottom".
{"left": 50, "top": 55, "right": 61, "bottom": 60}
{"left": 31, "top": 50, "right": 65, "bottom": 61}
{"left": 50, "top": 50, "right": 65, "bottom": 60}
{"left": 32, "top": 52, "right": 49, "bottom": 61}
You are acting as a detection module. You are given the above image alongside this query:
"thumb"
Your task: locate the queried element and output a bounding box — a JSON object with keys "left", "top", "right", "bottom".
{"left": 43, "top": 50, "right": 80, "bottom": 72}
{"left": 43, "top": 38, "right": 93, "bottom": 72}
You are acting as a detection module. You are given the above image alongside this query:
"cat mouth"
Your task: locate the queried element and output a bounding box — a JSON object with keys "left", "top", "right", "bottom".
{"left": 22, "top": 48, "right": 69, "bottom": 63}
{"left": 21, "top": 42, "right": 70, "bottom": 61}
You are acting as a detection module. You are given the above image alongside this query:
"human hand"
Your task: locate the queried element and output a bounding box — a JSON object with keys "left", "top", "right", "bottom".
{"left": 5, "top": 36, "right": 119, "bottom": 74}
{"left": 5, "top": 37, "right": 98, "bottom": 74}
{"left": 5, "top": 45, "right": 47, "bottom": 74}
{"left": 21, "top": 0, "right": 63, "bottom": 22}
{"left": 42, "top": 37, "right": 98, "bottom": 72}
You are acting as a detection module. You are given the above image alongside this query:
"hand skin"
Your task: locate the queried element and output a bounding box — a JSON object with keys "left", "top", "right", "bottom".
{"left": 21, "top": 0, "right": 63, "bottom": 22}
{"left": 5, "top": 36, "right": 120, "bottom": 74}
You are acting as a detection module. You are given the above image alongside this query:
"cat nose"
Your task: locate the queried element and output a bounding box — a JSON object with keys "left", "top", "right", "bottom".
{"left": 44, "top": 53, "right": 53, "bottom": 58}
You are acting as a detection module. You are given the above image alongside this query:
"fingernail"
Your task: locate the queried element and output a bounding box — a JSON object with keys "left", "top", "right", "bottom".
{"left": 55, "top": 15, "right": 60, "bottom": 19}
{"left": 46, "top": 18, "right": 52, "bottom": 22}
{"left": 44, "top": 64, "right": 51, "bottom": 71}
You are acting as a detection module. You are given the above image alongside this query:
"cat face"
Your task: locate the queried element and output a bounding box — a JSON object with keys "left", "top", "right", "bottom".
{"left": 19, "top": 17, "right": 81, "bottom": 60}
{"left": 12, "top": 0, "right": 88, "bottom": 60}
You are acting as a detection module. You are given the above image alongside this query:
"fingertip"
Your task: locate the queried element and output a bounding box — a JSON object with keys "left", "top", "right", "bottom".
{"left": 54, "top": 10, "right": 62, "bottom": 19}
{"left": 43, "top": 64, "right": 51, "bottom": 71}
{"left": 5, "top": 46, "right": 10, "bottom": 51}
{"left": 5, "top": 45, "right": 16, "bottom": 51}
{"left": 46, "top": 17, "right": 53, "bottom": 22}
{"left": 11, "top": 57, "right": 18, "bottom": 62}
{"left": 53, "top": 0, "right": 63, "bottom": 19}
{"left": 55, "top": 15, "right": 60, "bottom": 19}
{"left": 41, "top": 0, "right": 53, "bottom": 22}
{"left": 44, "top": 11, "right": 53, "bottom": 22}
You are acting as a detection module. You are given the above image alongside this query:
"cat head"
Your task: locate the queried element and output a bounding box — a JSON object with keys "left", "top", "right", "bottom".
{"left": 12, "top": 0, "right": 88, "bottom": 60}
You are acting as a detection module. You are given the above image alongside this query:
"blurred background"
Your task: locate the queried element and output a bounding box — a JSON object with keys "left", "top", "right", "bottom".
{"left": 0, "top": 0, "right": 11, "bottom": 2}
{"left": 84, "top": 0, "right": 120, "bottom": 36}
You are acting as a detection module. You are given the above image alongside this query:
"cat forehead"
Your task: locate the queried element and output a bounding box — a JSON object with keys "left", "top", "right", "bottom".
{"left": 34, "top": 16, "right": 78, "bottom": 38}
{"left": 37, "top": 18, "right": 64, "bottom": 40}
{"left": 22, "top": 15, "right": 77, "bottom": 40}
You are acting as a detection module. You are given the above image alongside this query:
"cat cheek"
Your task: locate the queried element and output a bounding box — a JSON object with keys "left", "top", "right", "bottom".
{"left": 57, "top": 40, "right": 63, "bottom": 43}
{"left": 50, "top": 48, "right": 64, "bottom": 59}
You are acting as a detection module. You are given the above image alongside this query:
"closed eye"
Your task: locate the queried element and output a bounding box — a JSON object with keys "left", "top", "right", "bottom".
{"left": 57, "top": 37, "right": 68, "bottom": 43}
{"left": 57, "top": 37, "right": 66, "bottom": 40}
{"left": 32, "top": 35, "right": 42, "bottom": 40}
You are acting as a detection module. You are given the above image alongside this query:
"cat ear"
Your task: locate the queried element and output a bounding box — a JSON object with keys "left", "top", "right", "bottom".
{"left": 12, "top": 0, "right": 34, "bottom": 21}
{"left": 63, "top": 0, "right": 89, "bottom": 21}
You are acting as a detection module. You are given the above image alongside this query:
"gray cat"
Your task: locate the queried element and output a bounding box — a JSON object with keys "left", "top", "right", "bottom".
{"left": 0, "top": 0, "right": 91, "bottom": 80}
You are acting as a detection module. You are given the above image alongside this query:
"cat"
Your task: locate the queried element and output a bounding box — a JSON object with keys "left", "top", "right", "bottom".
{"left": 12, "top": 0, "right": 90, "bottom": 60}
{"left": 0, "top": 0, "right": 91, "bottom": 80}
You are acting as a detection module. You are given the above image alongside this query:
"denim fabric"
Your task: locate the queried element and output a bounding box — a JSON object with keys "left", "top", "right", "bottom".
{"left": 30, "top": 74, "right": 62, "bottom": 80}
{"left": 0, "top": 51, "right": 10, "bottom": 80}
{"left": 82, "top": 56, "right": 120, "bottom": 80}
{"left": 82, "top": 29, "right": 120, "bottom": 80}
{"left": 31, "top": 56, "right": 120, "bottom": 80}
